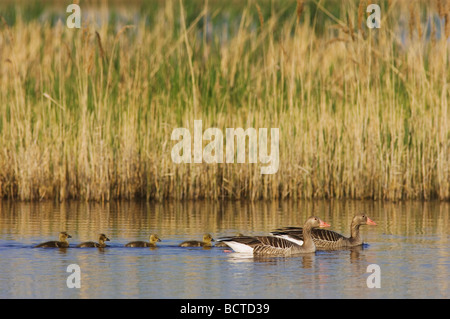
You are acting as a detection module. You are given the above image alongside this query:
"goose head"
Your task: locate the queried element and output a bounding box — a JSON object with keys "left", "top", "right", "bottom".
{"left": 305, "top": 216, "right": 331, "bottom": 229}
{"left": 59, "top": 232, "right": 72, "bottom": 241}
{"left": 203, "top": 233, "right": 215, "bottom": 243}
{"left": 98, "top": 233, "right": 110, "bottom": 244}
{"left": 353, "top": 214, "right": 377, "bottom": 226}
{"left": 149, "top": 234, "right": 162, "bottom": 244}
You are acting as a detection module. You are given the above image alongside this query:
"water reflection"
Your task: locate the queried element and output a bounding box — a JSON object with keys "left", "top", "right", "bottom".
{"left": 0, "top": 200, "right": 448, "bottom": 298}
{"left": 2, "top": 200, "right": 449, "bottom": 251}
{"left": 227, "top": 253, "right": 316, "bottom": 267}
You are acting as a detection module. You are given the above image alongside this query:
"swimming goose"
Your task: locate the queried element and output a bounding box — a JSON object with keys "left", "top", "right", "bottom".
{"left": 34, "top": 232, "right": 72, "bottom": 248}
{"left": 271, "top": 214, "right": 376, "bottom": 249}
{"left": 77, "top": 234, "right": 110, "bottom": 248}
{"left": 179, "top": 233, "right": 215, "bottom": 247}
{"left": 218, "top": 217, "right": 330, "bottom": 256}
{"left": 125, "top": 234, "right": 162, "bottom": 247}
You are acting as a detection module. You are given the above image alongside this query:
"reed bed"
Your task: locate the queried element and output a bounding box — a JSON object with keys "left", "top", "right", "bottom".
{"left": 0, "top": 0, "right": 449, "bottom": 201}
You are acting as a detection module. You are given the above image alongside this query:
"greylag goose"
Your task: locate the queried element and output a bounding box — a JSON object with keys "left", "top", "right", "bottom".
{"left": 125, "top": 234, "right": 162, "bottom": 247}
{"left": 218, "top": 216, "right": 330, "bottom": 256}
{"left": 271, "top": 214, "right": 376, "bottom": 249}
{"left": 179, "top": 233, "right": 215, "bottom": 247}
{"left": 35, "top": 232, "right": 72, "bottom": 248}
{"left": 77, "top": 233, "right": 110, "bottom": 248}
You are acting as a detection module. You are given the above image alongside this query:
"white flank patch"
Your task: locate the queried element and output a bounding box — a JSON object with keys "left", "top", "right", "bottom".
{"left": 222, "top": 241, "right": 254, "bottom": 253}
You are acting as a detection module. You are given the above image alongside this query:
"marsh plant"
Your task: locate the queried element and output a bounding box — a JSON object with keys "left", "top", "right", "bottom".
{"left": 0, "top": 0, "right": 448, "bottom": 201}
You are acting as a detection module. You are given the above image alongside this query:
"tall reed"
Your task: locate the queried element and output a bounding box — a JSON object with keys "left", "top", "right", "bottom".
{"left": 0, "top": 0, "right": 448, "bottom": 201}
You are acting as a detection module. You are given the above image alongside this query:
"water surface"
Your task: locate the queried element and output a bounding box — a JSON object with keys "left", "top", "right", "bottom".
{"left": 0, "top": 200, "right": 448, "bottom": 298}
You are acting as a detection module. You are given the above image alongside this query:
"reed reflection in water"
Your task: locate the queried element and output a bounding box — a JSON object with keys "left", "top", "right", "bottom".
{"left": 0, "top": 200, "right": 448, "bottom": 298}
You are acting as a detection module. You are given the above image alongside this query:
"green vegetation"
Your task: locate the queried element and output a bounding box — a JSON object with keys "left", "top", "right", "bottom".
{"left": 0, "top": 0, "right": 448, "bottom": 201}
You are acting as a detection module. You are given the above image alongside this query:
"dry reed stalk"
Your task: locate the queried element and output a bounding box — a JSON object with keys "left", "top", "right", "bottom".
{"left": 358, "top": 0, "right": 366, "bottom": 38}
{"left": 0, "top": 1, "right": 448, "bottom": 202}
{"left": 95, "top": 31, "right": 105, "bottom": 60}
{"left": 346, "top": 11, "right": 355, "bottom": 41}
{"left": 0, "top": 15, "right": 14, "bottom": 45}
{"left": 296, "top": 0, "right": 304, "bottom": 24}
{"left": 179, "top": 0, "right": 198, "bottom": 115}
{"left": 412, "top": 3, "right": 423, "bottom": 40}
{"left": 437, "top": 0, "right": 444, "bottom": 17}
{"left": 409, "top": 3, "right": 416, "bottom": 40}
{"left": 430, "top": 17, "right": 436, "bottom": 46}
{"left": 445, "top": 2, "right": 450, "bottom": 39}
{"left": 255, "top": 3, "right": 264, "bottom": 28}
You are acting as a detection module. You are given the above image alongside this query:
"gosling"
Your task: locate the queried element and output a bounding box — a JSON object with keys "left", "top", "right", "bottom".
{"left": 35, "top": 232, "right": 72, "bottom": 248}
{"left": 125, "top": 234, "right": 162, "bottom": 248}
{"left": 77, "top": 233, "right": 110, "bottom": 248}
{"left": 179, "top": 233, "right": 215, "bottom": 247}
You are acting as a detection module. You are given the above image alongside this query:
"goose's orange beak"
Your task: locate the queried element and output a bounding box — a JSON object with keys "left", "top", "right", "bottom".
{"left": 319, "top": 220, "right": 331, "bottom": 228}
{"left": 366, "top": 217, "right": 377, "bottom": 226}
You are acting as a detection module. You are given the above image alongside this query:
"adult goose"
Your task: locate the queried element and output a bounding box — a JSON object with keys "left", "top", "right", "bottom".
{"left": 35, "top": 232, "right": 72, "bottom": 248}
{"left": 218, "top": 216, "right": 330, "bottom": 256}
{"left": 77, "top": 233, "right": 110, "bottom": 248}
{"left": 125, "top": 234, "right": 162, "bottom": 247}
{"left": 271, "top": 214, "right": 376, "bottom": 249}
{"left": 179, "top": 233, "right": 215, "bottom": 247}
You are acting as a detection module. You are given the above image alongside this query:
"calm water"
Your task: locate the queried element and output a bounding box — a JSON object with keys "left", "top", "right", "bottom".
{"left": 0, "top": 200, "right": 448, "bottom": 299}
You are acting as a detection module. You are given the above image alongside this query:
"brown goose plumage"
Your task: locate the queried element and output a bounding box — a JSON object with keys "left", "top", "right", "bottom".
{"left": 271, "top": 214, "right": 377, "bottom": 249}
{"left": 125, "top": 234, "right": 161, "bottom": 247}
{"left": 35, "top": 232, "right": 72, "bottom": 248}
{"left": 77, "top": 234, "right": 110, "bottom": 248}
{"left": 215, "top": 233, "right": 244, "bottom": 247}
{"left": 218, "top": 216, "right": 330, "bottom": 256}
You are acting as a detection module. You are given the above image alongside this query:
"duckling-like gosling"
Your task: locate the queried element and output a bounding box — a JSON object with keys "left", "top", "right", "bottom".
{"left": 125, "top": 234, "right": 162, "bottom": 248}
{"left": 35, "top": 232, "right": 72, "bottom": 248}
{"left": 77, "top": 233, "right": 110, "bottom": 248}
{"left": 179, "top": 233, "right": 215, "bottom": 247}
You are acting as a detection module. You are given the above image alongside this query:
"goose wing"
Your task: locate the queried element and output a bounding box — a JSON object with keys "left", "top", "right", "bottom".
{"left": 219, "top": 236, "right": 301, "bottom": 255}
{"left": 311, "top": 228, "right": 345, "bottom": 242}
{"left": 218, "top": 236, "right": 261, "bottom": 247}
{"left": 270, "top": 227, "right": 304, "bottom": 246}
{"left": 270, "top": 227, "right": 304, "bottom": 238}
{"left": 253, "top": 236, "right": 302, "bottom": 255}
{"left": 272, "top": 227, "right": 345, "bottom": 243}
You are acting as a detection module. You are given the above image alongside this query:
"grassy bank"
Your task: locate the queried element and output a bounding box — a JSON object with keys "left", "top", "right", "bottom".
{"left": 0, "top": 0, "right": 449, "bottom": 201}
